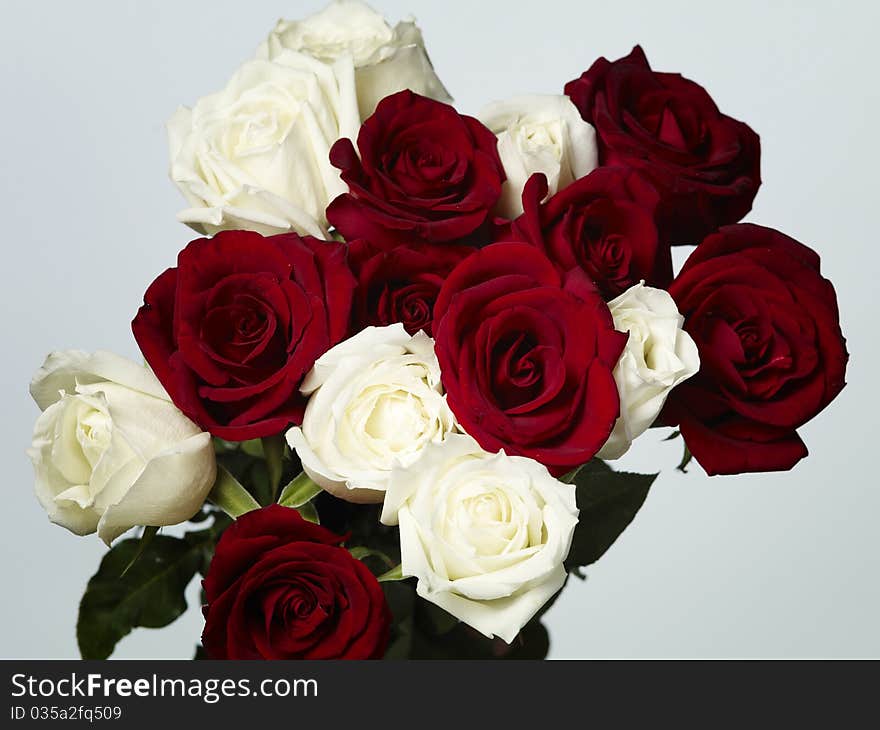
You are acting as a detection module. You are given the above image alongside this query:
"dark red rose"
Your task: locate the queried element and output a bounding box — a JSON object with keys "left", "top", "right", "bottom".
{"left": 565, "top": 46, "right": 761, "bottom": 244}
{"left": 349, "top": 240, "right": 474, "bottom": 336}
{"left": 327, "top": 90, "right": 505, "bottom": 248}
{"left": 662, "top": 224, "right": 848, "bottom": 475}
{"left": 510, "top": 170, "right": 671, "bottom": 299}
{"left": 201, "top": 505, "right": 391, "bottom": 659}
{"left": 433, "top": 242, "right": 628, "bottom": 475}
{"left": 132, "top": 230, "right": 356, "bottom": 441}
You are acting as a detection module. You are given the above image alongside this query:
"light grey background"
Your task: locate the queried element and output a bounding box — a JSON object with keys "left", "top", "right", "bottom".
{"left": 1, "top": 0, "right": 877, "bottom": 659}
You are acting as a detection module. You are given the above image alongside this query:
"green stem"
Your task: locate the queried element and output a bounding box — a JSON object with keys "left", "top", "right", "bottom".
{"left": 262, "top": 434, "right": 286, "bottom": 502}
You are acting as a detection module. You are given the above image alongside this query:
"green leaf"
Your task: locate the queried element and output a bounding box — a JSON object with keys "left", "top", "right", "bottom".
{"left": 662, "top": 429, "right": 681, "bottom": 441}
{"left": 561, "top": 457, "right": 611, "bottom": 484}
{"left": 278, "top": 472, "right": 323, "bottom": 508}
{"left": 208, "top": 465, "right": 260, "bottom": 518}
{"left": 410, "top": 613, "right": 550, "bottom": 660}
{"left": 382, "top": 583, "right": 547, "bottom": 660}
{"left": 261, "top": 434, "right": 286, "bottom": 500}
{"left": 565, "top": 467, "right": 656, "bottom": 568}
{"left": 382, "top": 581, "right": 416, "bottom": 659}
{"left": 77, "top": 533, "right": 210, "bottom": 659}
{"left": 377, "top": 564, "right": 404, "bottom": 582}
{"left": 296, "top": 501, "right": 320, "bottom": 524}
{"left": 322, "top": 501, "right": 402, "bottom": 567}
{"left": 190, "top": 515, "right": 232, "bottom": 577}
{"left": 120, "top": 526, "right": 159, "bottom": 577}
{"left": 419, "top": 601, "right": 459, "bottom": 636}
{"left": 503, "top": 620, "right": 551, "bottom": 660}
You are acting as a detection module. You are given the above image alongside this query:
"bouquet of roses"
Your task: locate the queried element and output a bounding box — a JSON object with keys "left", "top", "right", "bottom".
{"left": 27, "top": 0, "right": 848, "bottom": 660}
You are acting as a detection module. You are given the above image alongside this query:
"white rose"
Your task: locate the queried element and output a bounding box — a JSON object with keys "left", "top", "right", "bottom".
{"left": 257, "top": 0, "right": 452, "bottom": 119}
{"left": 478, "top": 95, "right": 597, "bottom": 218}
{"left": 381, "top": 434, "right": 578, "bottom": 643}
{"left": 168, "top": 48, "right": 360, "bottom": 237}
{"left": 287, "top": 323, "right": 457, "bottom": 504}
{"left": 598, "top": 283, "right": 700, "bottom": 460}
{"left": 27, "top": 351, "right": 216, "bottom": 545}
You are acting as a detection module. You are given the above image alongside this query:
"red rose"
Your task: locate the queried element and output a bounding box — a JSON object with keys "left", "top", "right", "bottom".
{"left": 510, "top": 170, "right": 671, "bottom": 300}
{"left": 327, "top": 90, "right": 505, "bottom": 247}
{"left": 132, "top": 230, "right": 356, "bottom": 441}
{"left": 349, "top": 240, "right": 474, "bottom": 336}
{"left": 202, "top": 505, "right": 391, "bottom": 660}
{"left": 663, "top": 224, "right": 848, "bottom": 475}
{"left": 433, "top": 242, "right": 628, "bottom": 475}
{"left": 565, "top": 46, "right": 761, "bottom": 244}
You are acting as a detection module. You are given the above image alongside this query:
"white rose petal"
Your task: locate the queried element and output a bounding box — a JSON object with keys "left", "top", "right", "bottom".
{"left": 381, "top": 434, "right": 578, "bottom": 643}
{"left": 286, "top": 323, "right": 458, "bottom": 503}
{"left": 598, "top": 283, "right": 700, "bottom": 460}
{"left": 257, "top": 0, "right": 452, "bottom": 119}
{"left": 27, "top": 351, "right": 217, "bottom": 544}
{"left": 478, "top": 95, "right": 597, "bottom": 218}
{"left": 168, "top": 48, "right": 361, "bottom": 237}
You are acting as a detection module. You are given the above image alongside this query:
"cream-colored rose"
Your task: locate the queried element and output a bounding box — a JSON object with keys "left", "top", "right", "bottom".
{"left": 257, "top": 0, "right": 451, "bottom": 119}
{"left": 287, "top": 324, "right": 457, "bottom": 504}
{"left": 598, "top": 283, "right": 700, "bottom": 460}
{"left": 381, "top": 434, "right": 578, "bottom": 643}
{"left": 478, "top": 95, "right": 597, "bottom": 218}
{"left": 168, "top": 48, "right": 360, "bottom": 237}
{"left": 27, "top": 351, "right": 216, "bottom": 544}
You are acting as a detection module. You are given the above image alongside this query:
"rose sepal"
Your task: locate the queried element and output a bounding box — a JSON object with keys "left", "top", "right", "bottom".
{"left": 208, "top": 465, "right": 260, "bottom": 519}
